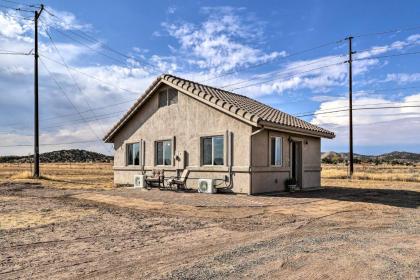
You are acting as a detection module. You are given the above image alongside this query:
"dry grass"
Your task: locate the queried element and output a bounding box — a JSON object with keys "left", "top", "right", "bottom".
{"left": 0, "top": 162, "right": 113, "bottom": 189}
{"left": 322, "top": 164, "right": 420, "bottom": 182}
{"left": 1, "top": 162, "right": 420, "bottom": 190}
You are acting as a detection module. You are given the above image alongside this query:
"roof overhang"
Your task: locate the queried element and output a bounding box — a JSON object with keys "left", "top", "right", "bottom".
{"left": 258, "top": 120, "right": 335, "bottom": 139}
{"left": 103, "top": 77, "right": 164, "bottom": 143}
{"left": 103, "top": 74, "right": 335, "bottom": 143}
{"left": 103, "top": 77, "right": 260, "bottom": 143}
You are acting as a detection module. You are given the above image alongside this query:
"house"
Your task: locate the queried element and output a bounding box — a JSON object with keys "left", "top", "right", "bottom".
{"left": 103, "top": 74, "right": 335, "bottom": 194}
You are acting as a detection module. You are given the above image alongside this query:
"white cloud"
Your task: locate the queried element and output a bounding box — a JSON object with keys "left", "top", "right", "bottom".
{"left": 385, "top": 73, "right": 420, "bottom": 84}
{"left": 311, "top": 94, "right": 420, "bottom": 147}
{"left": 354, "top": 33, "right": 420, "bottom": 60}
{"left": 40, "top": 7, "right": 90, "bottom": 31}
{"left": 0, "top": 8, "right": 158, "bottom": 155}
{"left": 162, "top": 6, "right": 286, "bottom": 74}
{"left": 1, "top": 6, "right": 420, "bottom": 156}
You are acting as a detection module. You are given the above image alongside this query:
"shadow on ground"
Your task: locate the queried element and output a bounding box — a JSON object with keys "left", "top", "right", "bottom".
{"left": 258, "top": 187, "right": 420, "bottom": 209}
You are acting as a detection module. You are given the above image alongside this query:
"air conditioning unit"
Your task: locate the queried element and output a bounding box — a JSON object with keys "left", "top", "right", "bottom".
{"left": 133, "top": 175, "right": 146, "bottom": 188}
{"left": 197, "top": 179, "right": 216, "bottom": 194}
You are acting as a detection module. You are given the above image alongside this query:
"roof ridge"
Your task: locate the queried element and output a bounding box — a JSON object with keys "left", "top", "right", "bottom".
{"left": 162, "top": 73, "right": 254, "bottom": 100}
{"left": 104, "top": 73, "right": 335, "bottom": 142}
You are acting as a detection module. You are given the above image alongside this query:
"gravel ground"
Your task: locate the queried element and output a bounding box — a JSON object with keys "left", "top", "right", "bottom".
{"left": 0, "top": 182, "right": 419, "bottom": 279}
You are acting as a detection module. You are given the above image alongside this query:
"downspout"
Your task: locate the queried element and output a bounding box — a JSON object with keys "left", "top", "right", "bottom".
{"left": 249, "top": 127, "right": 265, "bottom": 195}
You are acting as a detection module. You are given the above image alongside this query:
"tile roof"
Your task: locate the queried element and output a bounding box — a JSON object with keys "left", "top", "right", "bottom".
{"left": 104, "top": 74, "right": 335, "bottom": 142}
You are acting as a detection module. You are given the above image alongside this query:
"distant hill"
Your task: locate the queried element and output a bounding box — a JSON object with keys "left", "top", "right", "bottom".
{"left": 0, "top": 149, "right": 113, "bottom": 163}
{"left": 321, "top": 151, "right": 420, "bottom": 164}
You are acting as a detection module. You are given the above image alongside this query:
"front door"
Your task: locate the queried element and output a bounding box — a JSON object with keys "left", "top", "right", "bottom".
{"left": 291, "top": 141, "right": 303, "bottom": 189}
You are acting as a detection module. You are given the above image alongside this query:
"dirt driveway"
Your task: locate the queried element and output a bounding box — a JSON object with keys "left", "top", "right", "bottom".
{"left": 1, "top": 182, "right": 419, "bottom": 279}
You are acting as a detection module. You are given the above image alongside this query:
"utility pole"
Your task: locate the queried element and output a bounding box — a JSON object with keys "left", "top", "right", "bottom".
{"left": 33, "top": 4, "right": 44, "bottom": 178}
{"left": 346, "top": 36, "right": 355, "bottom": 178}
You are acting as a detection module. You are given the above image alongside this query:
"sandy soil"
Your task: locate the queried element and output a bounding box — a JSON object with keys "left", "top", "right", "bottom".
{"left": 1, "top": 179, "right": 419, "bottom": 280}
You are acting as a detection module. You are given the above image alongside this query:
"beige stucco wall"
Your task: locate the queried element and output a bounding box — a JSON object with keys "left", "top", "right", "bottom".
{"left": 109, "top": 84, "right": 323, "bottom": 195}
{"left": 111, "top": 85, "right": 252, "bottom": 194}
{"left": 250, "top": 128, "right": 321, "bottom": 193}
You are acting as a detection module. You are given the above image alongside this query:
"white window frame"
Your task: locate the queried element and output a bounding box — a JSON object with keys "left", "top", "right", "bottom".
{"left": 126, "top": 142, "right": 141, "bottom": 166}
{"left": 155, "top": 139, "right": 172, "bottom": 166}
{"left": 270, "top": 136, "right": 283, "bottom": 167}
{"left": 201, "top": 135, "right": 224, "bottom": 166}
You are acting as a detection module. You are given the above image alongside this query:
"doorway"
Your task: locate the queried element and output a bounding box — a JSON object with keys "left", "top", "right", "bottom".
{"left": 291, "top": 141, "right": 303, "bottom": 189}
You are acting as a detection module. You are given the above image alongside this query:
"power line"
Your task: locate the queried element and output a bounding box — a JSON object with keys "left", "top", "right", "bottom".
{"left": 297, "top": 100, "right": 420, "bottom": 116}
{"left": 47, "top": 25, "right": 138, "bottom": 68}
{"left": 202, "top": 39, "right": 346, "bottom": 83}
{"left": 41, "top": 110, "right": 125, "bottom": 130}
{"left": 355, "top": 41, "right": 420, "bottom": 55}
{"left": 231, "top": 61, "right": 346, "bottom": 91}
{"left": 353, "top": 85, "right": 420, "bottom": 95}
{"left": 299, "top": 85, "right": 420, "bottom": 115}
{"left": 42, "top": 8, "right": 158, "bottom": 71}
{"left": 354, "top": 50, "right": 420, "bottom": 61}
{"left": 1, "top": 98, "right": 136, "bottom": 128}
{"left": 0, "top": 3, "right": 34, "bottom": 12}
{"left": 0, "top": 9, "right": 33, "bottom": 20}
{"left": 295, "top": 104, "right": 420, "bottom": 118}
{"left": 0, "top": 51, "right": 31, "bottom": 55}
{"left": 39, "top": 54, "right": 141, "bottom": 95}
{"left": 39, "top": 59, "right": 111, "bottom": 152}
{"left": 0, "top": 110, "right": 123, "bottom": 134}
{"left": 0, "top": 139, "right": 99, "bottom": 148}
{"left": 42, "top": 27, "right": 110, "bottom": 137}
{"left": 353, "top": 24, "right": 420, "bottom": 38}
{"left": 219, "top": 53, "right": 346, "bottom": 89}
{"left": 0, "top": 0, "right": 40, "bottom": 8}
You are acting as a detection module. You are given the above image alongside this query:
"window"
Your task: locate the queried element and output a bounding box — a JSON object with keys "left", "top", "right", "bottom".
{"left": 155, "top": 140, "right": 172, "bottom": 165}
{"left": 168, "top": 88, "right": 178, "bottom": 105}
{"left": 158, "top": 88, "right": 178, "bottom": 108}
{"left": 271, "top": 137, "right": 282, "bottom": 166}
{"left": 127, "top": 143, "right": 140, "bottom": 166}
{"left": 202, "top": 136, "right": 224, "bottom": 165}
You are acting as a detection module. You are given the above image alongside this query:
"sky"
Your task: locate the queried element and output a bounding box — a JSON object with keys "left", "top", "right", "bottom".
{"left": 0, "top": 0, "right": 419, "bottom": 156}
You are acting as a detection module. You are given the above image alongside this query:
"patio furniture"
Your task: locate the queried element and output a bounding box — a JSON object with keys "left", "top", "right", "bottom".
{"left": 166, "top": 169, "right": 190, "bottom": 191}
{"left": 145, "top": 169, "right": 164, "bottom": 188}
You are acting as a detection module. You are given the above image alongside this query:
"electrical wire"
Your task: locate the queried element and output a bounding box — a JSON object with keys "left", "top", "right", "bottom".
{"left": 0, "top": 0, "right": 40, "bottom": 8}
{"left": 0, "top": 51, "right": 31, "bottom": 55}
{"left": 40, "top": 54, "right": 141, "bottom": 95}
{"left": 353, "top": 24, "right": 420, "bottom": 38}
{"left": 201, "top": 39, "right": 346, "bottom": 83}
{"left": 39, "top": 59, "right": 112, "bottom": 152}
{"left": 42, "top": 27, "right": 110, "bottom": 137}
{"left": 219, "top": 53, "right": 346, "bottom": 89}
{"left": 0, "top": 139, "right": 99, "bottom": 148}
{"left": 355, "top": 41, "right": 420, "bottom": 55}
{"left": 41, "top": 11, "right": 158, "bottom": 71}
{"left": 295, "top": 105, "right": 420, "bottom": 118}
{"left": 0, "top": 3, "right": 34, "bottom": 12}
{"left": 297, "top": 101, "right": 420, "bottom": 116}
{"left": 231, "top": 61, "right": 346, "bottom": 91}
{"left": 354, "top": 50, "right": 420, "bottom": 61}
{"left": 1, "top": 98, "right": 136, "bottom": 128}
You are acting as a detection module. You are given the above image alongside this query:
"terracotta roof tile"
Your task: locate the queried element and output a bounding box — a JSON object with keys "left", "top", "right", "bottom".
{"left": 104, "top": 74, "right": 335, "bottom": 141}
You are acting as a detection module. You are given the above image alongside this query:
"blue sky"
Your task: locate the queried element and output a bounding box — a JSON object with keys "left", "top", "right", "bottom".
{"left": 0, "top": 0, "right": 419, "bottom": 156}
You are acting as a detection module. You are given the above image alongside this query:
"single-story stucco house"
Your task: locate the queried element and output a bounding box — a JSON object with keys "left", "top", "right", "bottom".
{"left": 103, "top": 74, "right": 335, "bottom": 194}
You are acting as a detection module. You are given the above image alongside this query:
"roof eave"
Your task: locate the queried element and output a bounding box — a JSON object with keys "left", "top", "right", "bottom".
{"left": 103, "top": 77, "right": 165, "bottom": 143}
{"left": 159, "top": 78, "right": 260, "bottom": 127}
{"left": 258, "top": 120, "right": 335, "bottom": 139}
